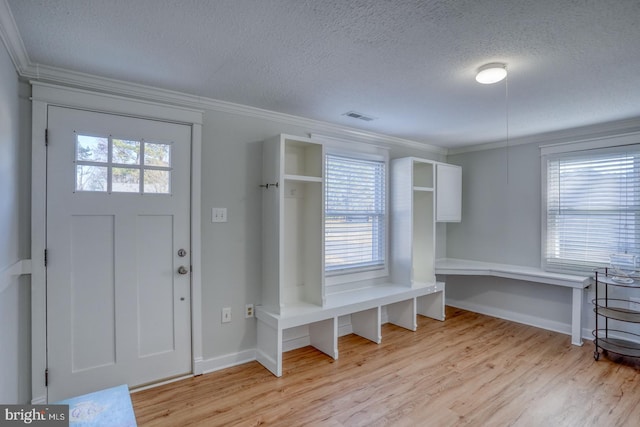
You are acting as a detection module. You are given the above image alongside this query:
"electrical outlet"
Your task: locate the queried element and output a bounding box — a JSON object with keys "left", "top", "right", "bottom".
{"left": 222, "top": 307, "right": 231, "bottom": 323}
{"left": 245, "top": 304, "right": 254, "bottom": 318}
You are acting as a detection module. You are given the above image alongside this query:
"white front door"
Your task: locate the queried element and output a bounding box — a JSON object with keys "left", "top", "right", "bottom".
{"left": 46, "top": 106, "right": 192, "bottom": 401}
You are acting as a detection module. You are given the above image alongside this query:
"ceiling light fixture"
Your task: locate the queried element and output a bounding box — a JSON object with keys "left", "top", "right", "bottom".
{"left": 475, "top": 63, "right": 507, "bottom": 84}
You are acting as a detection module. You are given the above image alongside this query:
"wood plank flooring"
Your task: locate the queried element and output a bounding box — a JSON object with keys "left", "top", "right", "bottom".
{"left": 131, "top": 307, "right": 640, "bottom": 426}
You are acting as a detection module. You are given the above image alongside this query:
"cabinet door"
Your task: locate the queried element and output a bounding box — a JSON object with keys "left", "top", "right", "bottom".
{"left": 436, "top": 163, "right": 462, "bottom": 222}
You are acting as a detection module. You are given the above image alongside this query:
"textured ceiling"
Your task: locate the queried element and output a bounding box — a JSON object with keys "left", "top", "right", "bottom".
{"left": 6, "top": 0, "right": 640, "bottom": 148}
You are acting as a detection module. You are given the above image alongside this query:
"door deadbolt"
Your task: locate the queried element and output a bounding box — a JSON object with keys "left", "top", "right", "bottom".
{"left": 178, "top": 266, "right": 189, "bottom": 275}
{"left": 178, "top": 249, "right": 187, "bottom": 257}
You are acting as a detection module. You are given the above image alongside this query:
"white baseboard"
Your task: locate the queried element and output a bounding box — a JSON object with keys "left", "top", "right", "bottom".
{"left": 338, "top": 324, "right": 353, "bottom": 337}
{"left": 196, "top": 349, "right": 256, "bottom": 375}
{"left": 446, "top": 298, "right": 572, "bottom": 337}
{"left": 192, "top": 356, "right": 204, "bottom": 375}
{"left": 283, "top": 336, "right": 311, "bottom": 352}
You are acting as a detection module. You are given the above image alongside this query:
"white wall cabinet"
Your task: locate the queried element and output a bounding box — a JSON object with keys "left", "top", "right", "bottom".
{"left": 436, "top": 163, "right": 462, "bottom": 222}
{"left": 261, "top": 134, "right": 325, "bottom": 315}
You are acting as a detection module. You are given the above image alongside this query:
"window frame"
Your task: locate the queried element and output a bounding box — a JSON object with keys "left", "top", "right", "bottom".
{"left": 323, "top": 145, "right": 390, "bottom": 287}
{"left": 541, "top": 135, "right": 640, "bottom": 274}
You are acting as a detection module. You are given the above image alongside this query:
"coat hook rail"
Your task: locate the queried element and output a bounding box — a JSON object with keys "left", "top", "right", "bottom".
{"left": 260, "top": 182, "right": 279, "bottom": 189}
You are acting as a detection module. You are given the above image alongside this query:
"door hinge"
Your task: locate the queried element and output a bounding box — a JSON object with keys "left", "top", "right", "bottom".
{"left": 44, "top": 249, "right": 48, "bottom": 267}
{"left": 45, "top": 129, "right": 48, "bottom": 146}
{"left": 45, "top": 368, "right": 49, "bottom": 387}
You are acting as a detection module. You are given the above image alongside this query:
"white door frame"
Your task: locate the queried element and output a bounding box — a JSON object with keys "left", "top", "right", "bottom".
{"left": 30, "top": 82, "right": 204, "bottom": 404}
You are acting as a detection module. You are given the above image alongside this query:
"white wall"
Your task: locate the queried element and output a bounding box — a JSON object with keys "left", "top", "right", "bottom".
{"left": 0, "top": 40, "right": 31, "bottom": 403}
{"left": 198, "top": 109, "right": 445, "bottom": 361}
{"left": 446, "top": 143, "right": 541, "bottom": 267}
{"left": 444, "top": 142, "right": 592, "bottom": 339}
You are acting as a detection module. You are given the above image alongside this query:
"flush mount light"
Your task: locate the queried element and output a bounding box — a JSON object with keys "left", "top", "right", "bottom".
{"left": 475, "top": 63, "right": 507, "bottom": 84}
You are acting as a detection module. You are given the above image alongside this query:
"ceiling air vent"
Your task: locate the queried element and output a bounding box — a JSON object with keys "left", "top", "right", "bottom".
{"left": 343, "top": 111, "right": 376, "bottom": 122}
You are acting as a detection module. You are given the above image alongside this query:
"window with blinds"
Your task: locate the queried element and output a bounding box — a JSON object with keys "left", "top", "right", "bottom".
{"left": 325, "top": 154, "right": 386, "bottom": 274}
{"left": 544, "top": 146, "right": 640, "bottom": 273}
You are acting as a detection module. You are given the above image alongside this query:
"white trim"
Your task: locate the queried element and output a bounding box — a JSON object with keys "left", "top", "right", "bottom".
{"left": 539, "top": 130, "right": 640, "bottom": 156}
{"left": 16, "top": 64, "right": 444, "bottom": 154}
{"left": 30, "top": 82, "right": 203, "bottom": 125}
{"left": 311, "top": 133, "right": 442, "bottom": 155}
{"left": 448, "top": 117, "right": 640, "bottom": 155}
{"left": 30, "top": 83, "right": 204, "bottom": 403}
{"left": 282, "top": 335, "right": 311, "bottom": 353}
{"left": 0, "top": 0, "right": 30, "bottom": 74}
{"left": 0, "top": 259, "right": 31, "bottom": 294}
{"left": 197, "top": 349, "right": 257, "bottom": 375}
{"left": 190, "top": 123, "right": 203, "bottom": 375}
{"left": 31, "top": 98, "right": 47, "bottom": 404}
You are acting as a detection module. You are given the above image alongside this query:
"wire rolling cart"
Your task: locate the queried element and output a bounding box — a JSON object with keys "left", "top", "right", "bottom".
{"left": 593, "top": 267, "right": 640, "bottom": 361}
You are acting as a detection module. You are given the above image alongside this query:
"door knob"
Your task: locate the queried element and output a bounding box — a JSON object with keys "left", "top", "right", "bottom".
{"left": 178, "top": 266, "right": 189, "bottom": 275}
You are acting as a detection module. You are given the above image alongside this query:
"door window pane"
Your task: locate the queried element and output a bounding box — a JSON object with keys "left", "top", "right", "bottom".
{"left": 144, "top": 170, "right": 171, "bottom": 194}
{"left": 144, "top": 143, "right": 171, "bottom": 167}
{"left": 112, "top": 168, "right": 140, "bottom": 193}
{"left": 76, "top": 165, "right": 107, "bottom": 192}
{"left": 76, "top": 135, "right": 108, "bottom": 162}
{"left": 112, "top": 139, "right": 140, "bottom": 165}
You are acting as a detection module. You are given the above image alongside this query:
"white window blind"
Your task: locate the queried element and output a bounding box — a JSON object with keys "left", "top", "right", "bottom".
{"left": 544, "top": 146, "right": 640, "bottom": 273}
{"left": 325, "top": 154, "right": 386, "bottom": 273}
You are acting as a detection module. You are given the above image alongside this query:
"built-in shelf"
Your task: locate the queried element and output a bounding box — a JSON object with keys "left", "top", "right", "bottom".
{"left": 435, "top": 258, "right": 589, "bottom": 346}
{"left": 391, "top": 157, "right": 437, "bottom": 287}
{"left": 262, "top": 134, "right": 324, "bottom": 315}
{"left": 413, "top": 186, "right": 434, "bottom": 192}
{"left": 258, "top": 146, "right": 449, "bottom": 378}
{"left": 284, "top": 174, "right": 323, "bottom": 183}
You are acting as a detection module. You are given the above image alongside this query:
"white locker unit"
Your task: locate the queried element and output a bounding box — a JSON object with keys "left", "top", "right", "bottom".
{"left": 261, "top": 134, "right": 325, "bottom": 314}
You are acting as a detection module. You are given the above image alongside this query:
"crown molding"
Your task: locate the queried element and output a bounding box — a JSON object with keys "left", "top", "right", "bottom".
{"left": 0, "top": 53, "right": 443, "bottom": 155}
{"left": 0, "top": 0, "right": 30, "bottom": 74}
{"left": 447, "top": 116, "right": 640, "bottom": 156}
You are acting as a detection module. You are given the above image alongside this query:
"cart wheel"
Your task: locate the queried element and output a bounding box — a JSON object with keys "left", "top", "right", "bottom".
{"left": 594, "top": 351, "right": 600, "bottom": 361}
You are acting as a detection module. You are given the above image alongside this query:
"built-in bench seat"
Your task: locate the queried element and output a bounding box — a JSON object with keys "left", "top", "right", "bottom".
{"left": 435, "top": 258, "right": 590, "bottom": 346}
{"left": 256, "top": 282, "right": 444, "bottom": 376}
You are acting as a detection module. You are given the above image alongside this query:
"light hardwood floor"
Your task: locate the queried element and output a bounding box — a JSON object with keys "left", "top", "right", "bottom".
{"left": 131, "top": 307, "right": 640, "bottom": 426}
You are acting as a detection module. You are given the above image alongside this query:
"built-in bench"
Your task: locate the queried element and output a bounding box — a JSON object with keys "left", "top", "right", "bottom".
{"left": 256, "top": 282, "right": 444, "bottom": 376}
{"left": 435, "top": 258, "right": 590, "bottom": 346}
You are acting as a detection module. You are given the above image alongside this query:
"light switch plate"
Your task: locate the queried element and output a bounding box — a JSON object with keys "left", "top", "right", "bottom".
{"left": 212, "top": 208, "right": 227, "bottom": 223}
